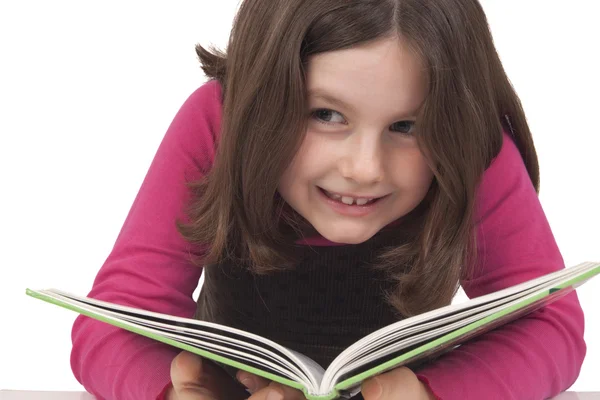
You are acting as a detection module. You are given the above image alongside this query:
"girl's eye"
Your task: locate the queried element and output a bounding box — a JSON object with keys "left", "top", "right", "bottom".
{"left": 390, "top": 121, "right": 415, "bottom": 135}
{"left": 311, "top": 108, "right": 346, "bottom": 125}
{"left": 310, "top": 108, "right": 416, "bottom": 136}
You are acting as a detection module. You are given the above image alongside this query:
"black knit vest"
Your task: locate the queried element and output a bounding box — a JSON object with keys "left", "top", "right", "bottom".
{"left": 195, "top": 232, "right": 407, "bottom": 398}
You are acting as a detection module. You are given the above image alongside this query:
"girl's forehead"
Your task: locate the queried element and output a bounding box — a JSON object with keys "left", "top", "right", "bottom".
{"left": 305, "top": 37, "right": 428, "bottom": 118}
{"left": 306, "top": 37, "right": 427, "bottom": 88}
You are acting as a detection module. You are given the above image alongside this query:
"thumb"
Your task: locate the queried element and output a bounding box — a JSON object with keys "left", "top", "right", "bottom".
{"left": 361, "top": 376, "right": 383, "bottom": 400}
{"left": 362, "top": 367, "right": 424, "bottom": 400}
{"left": 170, "top": 351, "right": 217, "bottom": 400}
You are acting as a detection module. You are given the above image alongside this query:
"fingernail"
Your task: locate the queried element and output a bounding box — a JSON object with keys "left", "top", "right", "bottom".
{"left": 240, "top": 377, "right": 256, "bottom": 393}
{"left": 363, "top": 377, "right": 382, "bottom": 399}
{"left": 266, "top": 389, "right": 284, "bottom": 400}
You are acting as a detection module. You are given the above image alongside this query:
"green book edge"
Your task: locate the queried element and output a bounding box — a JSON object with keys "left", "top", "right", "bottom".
{"left": 25, "top": 263, "right": 600, "bottom": 400}
{"left": 332, "top": 263, "right": 600, "bottom": 393}
{"left": 24, "top": 289, "right": 320, "bottom": 398}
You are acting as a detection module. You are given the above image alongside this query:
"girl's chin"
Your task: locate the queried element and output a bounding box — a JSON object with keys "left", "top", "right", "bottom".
{"left": 313, "top": 225, "right": 381, "bottom": 245}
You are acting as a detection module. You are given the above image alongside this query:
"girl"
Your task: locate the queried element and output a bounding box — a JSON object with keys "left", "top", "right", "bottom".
{"left": 70, "top": 0, "right": 586, "bottom": 399}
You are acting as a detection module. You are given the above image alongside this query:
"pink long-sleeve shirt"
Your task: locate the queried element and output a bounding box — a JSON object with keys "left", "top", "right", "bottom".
{"left": 70, "top": 79, "right": 586, "bottom": 400}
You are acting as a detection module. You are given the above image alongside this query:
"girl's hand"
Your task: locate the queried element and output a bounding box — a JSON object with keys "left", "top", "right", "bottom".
{"left": 167, "top": 351, "right": 249, "bottom": 400}
{"left": 237, "top": 370, "right": 306, "bottom": 400}
{"left": 361, "top": 367, "right": 436, "bottom": 400}
{"left": 166, "top": 350, "right": 305, "bottom": 400}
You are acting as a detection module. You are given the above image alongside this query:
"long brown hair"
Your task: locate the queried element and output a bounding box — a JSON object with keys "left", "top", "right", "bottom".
{"left": 177, "top": 0, "right": 539, "bottom": 317}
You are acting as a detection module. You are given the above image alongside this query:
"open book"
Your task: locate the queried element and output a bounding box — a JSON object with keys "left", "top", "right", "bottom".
{"left": 27, "top": 261, "right": 600, "bottom": 400}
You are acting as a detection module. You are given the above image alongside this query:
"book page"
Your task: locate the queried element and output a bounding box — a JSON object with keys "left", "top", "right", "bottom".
{"left": 26, "top": 288, "right": 322, "bottom": 394}
{"left": 322, "top": 263, "right": 600, "bottom": 387}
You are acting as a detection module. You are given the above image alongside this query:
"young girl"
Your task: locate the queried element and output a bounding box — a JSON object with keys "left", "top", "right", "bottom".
{"left": 70, "top": 0, "right": 587, "bottom": 399}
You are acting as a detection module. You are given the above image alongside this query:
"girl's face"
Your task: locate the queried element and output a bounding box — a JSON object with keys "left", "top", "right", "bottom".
{"left": 278, "top": 37, "right": 433, "bottom": 244}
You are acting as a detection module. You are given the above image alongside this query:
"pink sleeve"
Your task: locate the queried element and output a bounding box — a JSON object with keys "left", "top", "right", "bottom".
{"left": 70, "top": 80, "right": 223, "bottom": 400}
{"left": 416, "top": 132, "right": 586, "bottom": 399}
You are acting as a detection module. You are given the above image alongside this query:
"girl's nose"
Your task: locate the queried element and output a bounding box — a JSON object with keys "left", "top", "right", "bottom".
{"left": 338, "top": 132, "right": 384, "bottom": 184}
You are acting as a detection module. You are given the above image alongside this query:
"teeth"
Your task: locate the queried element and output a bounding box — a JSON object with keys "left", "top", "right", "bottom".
{"left": 341, "top": 196, "right": 354, "bottom": 205}
{"left": 323, "top": 189, "right": 376, "bottom": 206}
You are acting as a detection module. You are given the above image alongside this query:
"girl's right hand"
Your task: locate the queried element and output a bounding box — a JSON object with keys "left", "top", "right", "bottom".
{"left": 166, "top": 351, "right": 306, "bottom": 400}
{"left": 166, "top": 351, "right": 249, "bottom": 400}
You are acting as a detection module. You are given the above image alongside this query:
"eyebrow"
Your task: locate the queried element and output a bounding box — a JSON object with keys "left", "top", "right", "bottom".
{"left": 307, "top": 89, "right": 420, "bottom": 119}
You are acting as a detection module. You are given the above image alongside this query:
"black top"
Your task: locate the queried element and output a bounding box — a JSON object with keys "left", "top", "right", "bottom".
{"left": 195, "top": 231, "right": 408, "bottom": 398}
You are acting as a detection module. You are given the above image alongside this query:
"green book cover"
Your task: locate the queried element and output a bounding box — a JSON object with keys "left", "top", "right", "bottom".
{"left": 26, "top": 261, "right": 600, "bottom": 400}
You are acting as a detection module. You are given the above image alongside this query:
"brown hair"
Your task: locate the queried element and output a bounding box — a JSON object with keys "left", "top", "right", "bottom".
{"left": 177, "top": 0, "right": 539, "bottom": 317}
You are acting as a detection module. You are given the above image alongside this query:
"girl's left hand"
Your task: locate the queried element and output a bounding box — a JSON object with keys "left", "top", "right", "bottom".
{"left": 361, "top": 367, "right": 436, "bottom": 400}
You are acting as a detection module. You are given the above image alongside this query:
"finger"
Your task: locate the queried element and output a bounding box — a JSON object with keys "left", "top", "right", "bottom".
{"left": 362, "top": 367, "right": 420, "bottom": 400}
{"left": 361, "top": 376, "right": 383, "bottom": 400}
{"left": 170, "top": 352, "right": 217, "bottom": 400}
{"left": 170, "top": 351, "right": 247, "bottom": 400}
{"left": 236, "top": 370, "right": 272, "bottom": 394}
{"left": 248, "top": 382, "right": 306, "bottom": 400}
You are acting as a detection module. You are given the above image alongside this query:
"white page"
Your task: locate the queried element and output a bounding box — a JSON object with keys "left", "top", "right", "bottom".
{"left": 35, "top": 289, "right": 322, "bottom": 391}
{"left": 337, "top": 262, "right": 588, "bottom": 367}
{"left": 320, "top": 261, "right": 599, "bottom": 390}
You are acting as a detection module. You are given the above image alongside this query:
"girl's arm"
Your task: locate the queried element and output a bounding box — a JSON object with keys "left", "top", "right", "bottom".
{"left": 70, "top": 80, "right": 223, "bottom": 400}
{"left": 416, "top": 131, "right": 586, "bottom": 399}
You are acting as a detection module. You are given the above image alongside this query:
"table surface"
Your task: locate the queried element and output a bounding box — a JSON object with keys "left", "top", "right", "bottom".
{"left": 2, "top": 391, "right": 600, "bottom": 399}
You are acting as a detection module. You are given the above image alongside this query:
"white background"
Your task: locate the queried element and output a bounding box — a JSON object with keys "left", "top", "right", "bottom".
{"left": 1, "top": 0, "right": 599, "bottom": 394}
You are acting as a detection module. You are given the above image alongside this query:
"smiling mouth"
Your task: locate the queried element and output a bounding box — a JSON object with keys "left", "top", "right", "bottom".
{"left": 318, "top": 187, "right": 384, "bottom": 206}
